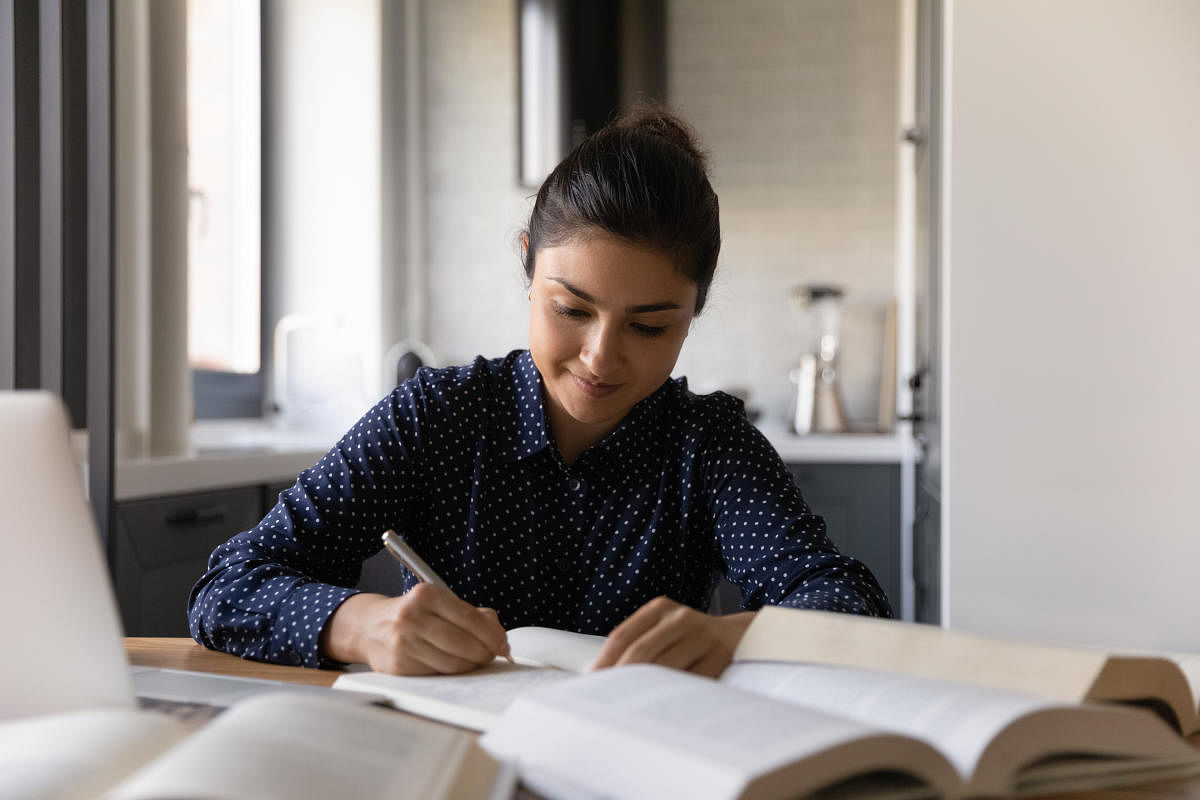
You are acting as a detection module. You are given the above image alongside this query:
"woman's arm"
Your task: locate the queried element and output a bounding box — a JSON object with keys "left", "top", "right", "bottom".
{"left": 592, "top": 406, "right": 891, "bottom": 675}
{"left": 699, "top": 415, "right": 893, "bottom": 618}
{"left": 187, "top": 365, "right": 509, "bottom": 672}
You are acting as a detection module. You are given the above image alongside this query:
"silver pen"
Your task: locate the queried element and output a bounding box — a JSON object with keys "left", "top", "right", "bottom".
{"left": 381, "top": 529, "right": 451, "bottom": 589}
{"left": 380, "top": 530, "right": 514, "bottom": 663}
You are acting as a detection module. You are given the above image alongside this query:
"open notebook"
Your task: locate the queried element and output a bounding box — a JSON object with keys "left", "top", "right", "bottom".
{"left": 0, "top": 391, "right": 334, "bottom": 719}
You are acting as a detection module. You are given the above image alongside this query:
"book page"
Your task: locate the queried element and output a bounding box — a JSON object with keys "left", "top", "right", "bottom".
{"left": 0, "top": 708, "right": 187, "bottom": 800}
{"left": 481, "top": 664, "right": 959, "bottom": 800}
{"left": 333, "top": 659, "right": 579, "bottom": 731}
{"left": 506, "top": 626, "right": 606, "bottom": 672}
{"left": 721, "top": 662, "right": 1199, "bottom": 797}
{"left": 107, "top": 691, "right": 502, "bottom": 800}
{"left": 722, "top": 662, "right": 1042, "bottom": 783}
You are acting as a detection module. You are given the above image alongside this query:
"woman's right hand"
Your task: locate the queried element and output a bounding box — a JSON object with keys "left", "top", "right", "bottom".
{"left": 319, "top": 585, "right": 512, "bottom": 675}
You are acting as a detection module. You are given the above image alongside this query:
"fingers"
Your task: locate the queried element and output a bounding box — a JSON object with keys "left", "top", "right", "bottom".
{"left": 416, "top": 585, "right": 510, "bottom": 656}
{"left": 688, "top": 647, "right": 731, "bottom": 679}
{"left": 593, "top": 596, "right": 712, "bottom": 671}
{"left": 367, "top": 584, "right": 511, "bottom": 675}
{"left": 591, "top": 596, "right": 675, "bottom": 670}
{"left": 591, "top": 597, "right": 748, "bottom": 678}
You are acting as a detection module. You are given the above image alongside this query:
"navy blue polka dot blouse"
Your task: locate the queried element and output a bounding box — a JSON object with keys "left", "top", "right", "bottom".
{"left": 188, "top": 350, "right": 892, "bottom": 667}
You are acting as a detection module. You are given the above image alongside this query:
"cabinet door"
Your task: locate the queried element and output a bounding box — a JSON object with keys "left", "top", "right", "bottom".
{"left": 787, "top": 463, "right": 901, "bottom": 615}
{"left": 114, "top": 487, "right": 262, "bottom": 636}
{"left": 913, "top": 471, "right": 941, "bottom": 623}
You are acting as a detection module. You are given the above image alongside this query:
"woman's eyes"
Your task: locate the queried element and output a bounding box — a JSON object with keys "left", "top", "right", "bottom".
{"left": 552, "top": 302, "right": 588, "bottom": 319}
{"left": 551, "top": 303, "right": 667, "bottom": 338}
{"left": 631, "top": 323, "right": 667, "bottom": 338}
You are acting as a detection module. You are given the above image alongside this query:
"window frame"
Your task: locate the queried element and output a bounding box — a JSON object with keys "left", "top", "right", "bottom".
{"left": 190, "top": 0, "right": 267, "bottom": 420}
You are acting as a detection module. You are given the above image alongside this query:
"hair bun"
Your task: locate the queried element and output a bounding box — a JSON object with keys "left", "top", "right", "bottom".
{"left": 615, "top": 103, "right": 709, "bottom": 171}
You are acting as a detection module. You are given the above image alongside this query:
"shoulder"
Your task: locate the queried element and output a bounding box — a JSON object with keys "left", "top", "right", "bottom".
{"left": 372, "top": 350, "right": 527, "bottom": 433}
{"left": 660, "top": 377, "right": 781, "bottom": 466}
{"left": 395, "top": 351, "right": 523, "bottom": 406}
{"left": 661, "top": 376, "right": 750, "bottom": 434}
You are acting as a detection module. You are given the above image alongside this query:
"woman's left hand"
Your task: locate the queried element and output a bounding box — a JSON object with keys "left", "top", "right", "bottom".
{"left": 590, "top": 597, "right": 756, "bottom": 678}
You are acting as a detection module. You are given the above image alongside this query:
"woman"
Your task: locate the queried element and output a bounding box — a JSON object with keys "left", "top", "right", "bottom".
{"left": 188, "top": 107, "right": 891, "bottom": 678}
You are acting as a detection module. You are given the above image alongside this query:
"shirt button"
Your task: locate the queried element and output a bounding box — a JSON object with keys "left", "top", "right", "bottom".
{"left": 569, "top": 478, "right": 582, "bottom": 491}
{"left": 556, "top": 557, "right": 573, "bottom": 575}
{"left": 289, "top": 652, "right": 302, "bottom": 665}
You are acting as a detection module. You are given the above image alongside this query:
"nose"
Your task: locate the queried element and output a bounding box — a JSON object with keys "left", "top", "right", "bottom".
{"left": 579, "top": 319, "right": 621, "bottom": 378}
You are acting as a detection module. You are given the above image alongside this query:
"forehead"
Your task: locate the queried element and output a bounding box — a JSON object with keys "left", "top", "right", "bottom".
{"left": 534, "top": 235, "right": 697, "bottom": 305}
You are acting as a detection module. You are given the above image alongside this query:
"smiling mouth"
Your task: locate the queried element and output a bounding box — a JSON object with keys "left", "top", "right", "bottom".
{"left": 571, "top": 373, "right": 621, "bottom": 399}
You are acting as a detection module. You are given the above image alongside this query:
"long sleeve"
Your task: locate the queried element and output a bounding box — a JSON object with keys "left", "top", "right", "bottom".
{"left": 700, "top": 411, "right": 893, "bottom": 618}
{"left": 187, "top": 384, "right": 437, "bottom": 667}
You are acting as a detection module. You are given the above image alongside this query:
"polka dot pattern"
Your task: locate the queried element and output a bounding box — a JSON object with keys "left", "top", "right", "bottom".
{"left": 188, "top": 350, "right": 892, "bottom": 668}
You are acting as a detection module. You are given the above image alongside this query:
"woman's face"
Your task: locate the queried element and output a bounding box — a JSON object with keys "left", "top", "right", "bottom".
{"left": 529, "top": 234, "right": 697, "bottom": 455}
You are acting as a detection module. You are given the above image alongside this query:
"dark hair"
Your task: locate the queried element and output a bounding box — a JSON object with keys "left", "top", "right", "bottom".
{"left": 522, "top": 105, "right": 721, "bottom": 314}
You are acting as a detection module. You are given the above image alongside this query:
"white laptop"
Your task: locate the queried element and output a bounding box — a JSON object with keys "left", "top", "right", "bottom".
{"left": 0, "top": 391, "right": 339, "bottom": 721}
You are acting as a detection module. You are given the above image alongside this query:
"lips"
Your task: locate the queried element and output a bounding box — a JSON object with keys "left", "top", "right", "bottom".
{"left": 571, "top": 373, "right": 621, "bottom": 399}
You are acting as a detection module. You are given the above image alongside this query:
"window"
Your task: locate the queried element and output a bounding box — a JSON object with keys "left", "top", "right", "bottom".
{"left": 186, "top": 0, "right": 262, "bottom": 418}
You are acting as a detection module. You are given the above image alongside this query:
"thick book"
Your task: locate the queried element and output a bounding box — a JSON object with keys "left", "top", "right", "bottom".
{"left": 734, "top": 606, "right": 1200, "bottom": 736}
{"left": 479, "top": 662, "right": 1200, "bottom": 800}
{"left": 333, "top": 621, "right": 1200, "bottom": 798}
{"left": 0, "top": 692, "right": 510, "bottom": 800}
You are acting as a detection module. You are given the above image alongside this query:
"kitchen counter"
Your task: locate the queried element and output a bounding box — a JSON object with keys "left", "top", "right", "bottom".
{"left": 116, "top": 420, "right": 332, "bottom": 501}
{"left": 116, "top": 419, "right": 912, "bottom": 501}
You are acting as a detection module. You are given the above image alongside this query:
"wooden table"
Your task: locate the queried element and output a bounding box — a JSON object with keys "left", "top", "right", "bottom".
{"left": 125, "top": 638, "right": 1200, "bottom": 800}
{"left": 126, "top": 637, "right": 342, "bottom": 686}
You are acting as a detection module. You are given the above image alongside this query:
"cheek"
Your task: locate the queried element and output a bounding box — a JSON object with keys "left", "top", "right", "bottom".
{"left": 640, "top": 333, "right": 688, "bottom": 377}
{"left": 530, "top": 308, "right": 576, "bottom": 358}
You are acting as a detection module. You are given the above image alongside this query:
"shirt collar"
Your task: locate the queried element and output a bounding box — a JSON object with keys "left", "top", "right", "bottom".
{"left": 492, "top": 350, "right": 553, "bottom": 462}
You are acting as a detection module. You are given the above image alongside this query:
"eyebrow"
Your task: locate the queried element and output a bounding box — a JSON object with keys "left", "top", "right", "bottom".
{"left": 548, "top": 277, "right": 682, "bottom": 314}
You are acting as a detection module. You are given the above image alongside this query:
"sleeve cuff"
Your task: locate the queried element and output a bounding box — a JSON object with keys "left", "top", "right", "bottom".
{"left": 269, "top": 581, "right": 361, "bottom": 668}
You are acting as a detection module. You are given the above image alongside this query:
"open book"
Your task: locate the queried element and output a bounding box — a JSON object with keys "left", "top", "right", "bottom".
{"left": 331, "top": 626, "right": 604, "bottom": 730}
{"left": 735, "top": 606, "right": 1200, "bottom": 736}
{"left": 479, "top": 662, "right": 1200, "bottom": 800}
{"left": 333, "top": 621, "right": 1200, "bottom": 798}
{"left": 0, "top": 691, "right": 510, "bottom": 800}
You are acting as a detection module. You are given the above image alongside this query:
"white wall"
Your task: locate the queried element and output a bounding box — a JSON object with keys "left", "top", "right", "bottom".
{"left": 943, "top": 0, "right": 1200, "bottom": 650}
{"left": 265, "top": 0, "right": 382, "bottom": 433}
{"left": 419, "top": 0, "right": 900, "bottom": 429}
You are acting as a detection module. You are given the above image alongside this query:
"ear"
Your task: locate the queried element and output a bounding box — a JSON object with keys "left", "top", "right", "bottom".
{"left": 520, "top": 231, "right": 529, "bottom": 253}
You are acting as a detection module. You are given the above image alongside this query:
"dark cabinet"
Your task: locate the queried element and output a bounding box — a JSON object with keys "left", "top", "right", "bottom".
{"left": 913, "top": 468, "right": 941, "bottom": 624}
{"left": 788, "top": 463, "right": 901, "bottom": 616}
{"left": 113, "top": 487, "right": 262, "bottom": 636}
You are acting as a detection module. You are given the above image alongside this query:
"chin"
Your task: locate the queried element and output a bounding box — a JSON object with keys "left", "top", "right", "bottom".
{"left": 561, "top": 394, "right": 628, "bottom": 427}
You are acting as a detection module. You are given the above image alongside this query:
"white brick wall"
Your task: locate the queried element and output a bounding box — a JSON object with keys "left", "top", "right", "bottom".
{"left": 668, "top": 0, "right": 899, "bottom": 426}
{"left": 418, "top": 0, "right": 898, "bottom": 428}
{"left": 422, "top": 0, "right": 533, "bottom": 362}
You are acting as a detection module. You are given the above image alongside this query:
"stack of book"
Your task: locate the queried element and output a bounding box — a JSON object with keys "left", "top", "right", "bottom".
{"left": 5, "top": 608, "right": 1199, "bottom": 799}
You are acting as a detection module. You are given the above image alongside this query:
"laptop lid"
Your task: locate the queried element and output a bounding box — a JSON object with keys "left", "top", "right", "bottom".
{"left": 0, "top": 391, "right": 135, "bottom": 721}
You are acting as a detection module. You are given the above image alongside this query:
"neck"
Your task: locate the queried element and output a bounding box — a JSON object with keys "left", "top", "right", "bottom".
{"left": 545, "top": 403, "right": 614, "bottom": 466}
